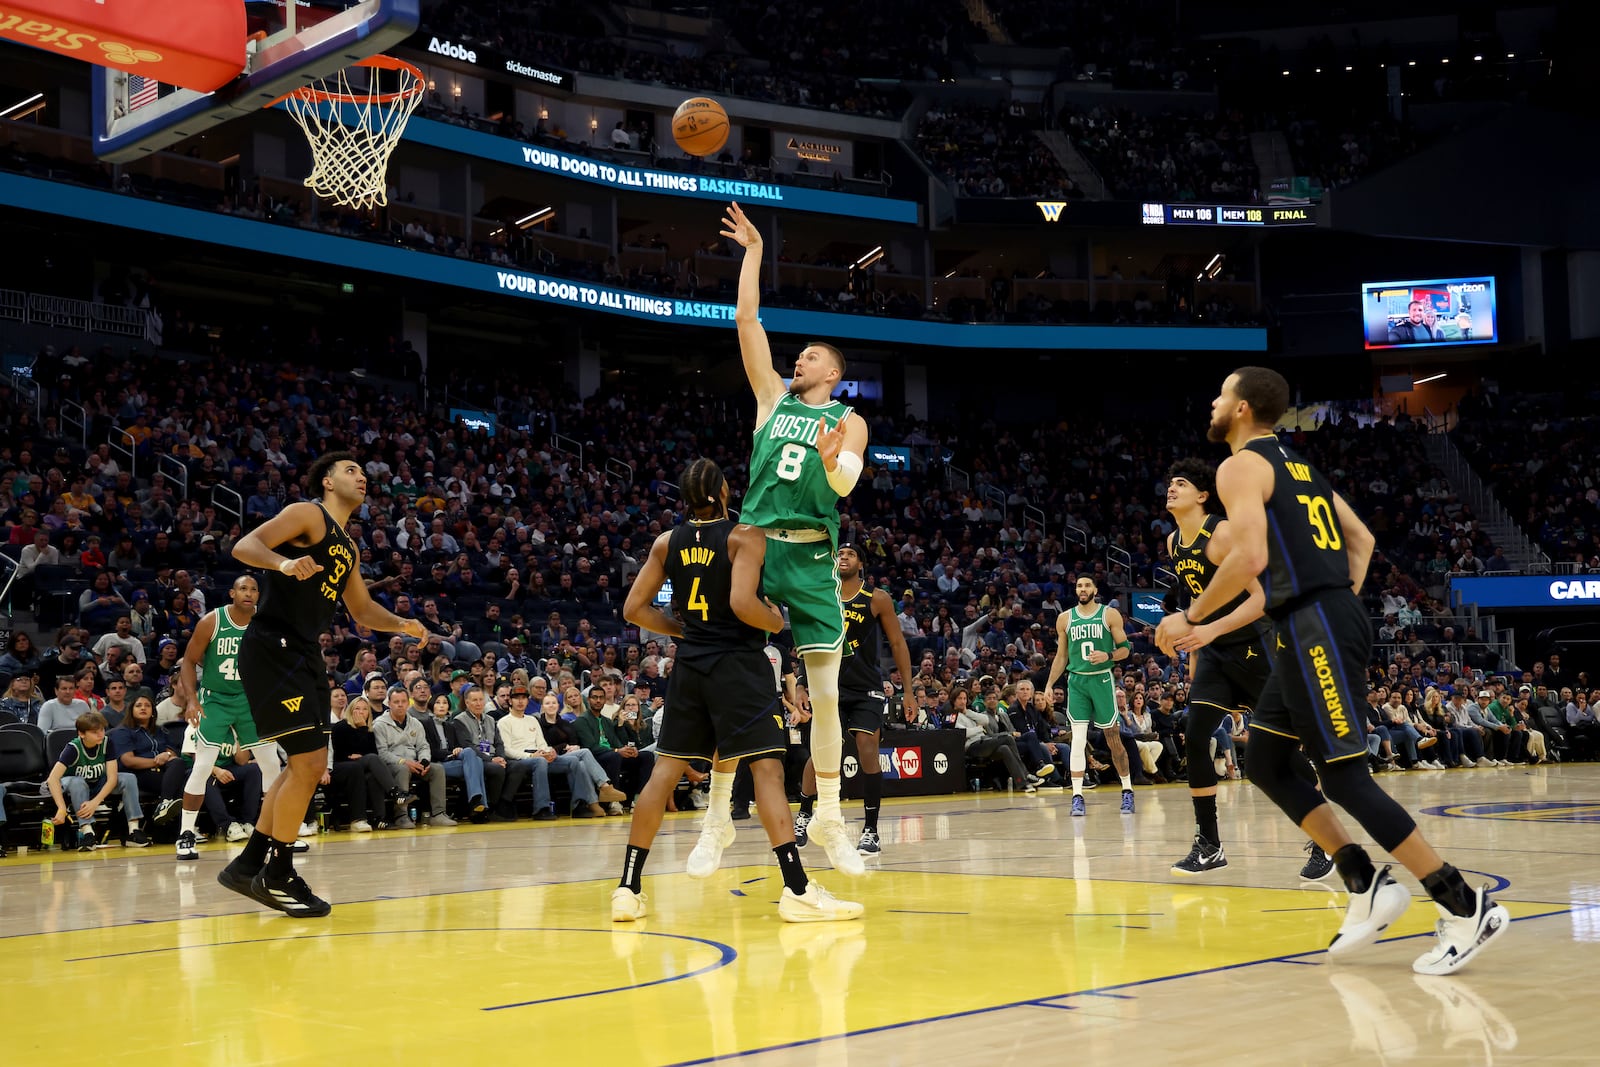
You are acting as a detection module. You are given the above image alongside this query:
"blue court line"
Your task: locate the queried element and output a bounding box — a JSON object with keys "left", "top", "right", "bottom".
{"left": 64, "top": 925, "right": 738, "bottom": 1009}
{"left": 885, "top": 909, "right": 970, "bottom": 915}
{"left": 658, "top": 906, "right": 1574, "bottom": 1067}
{"left": 1272, "top": 958, "right": 1321, "bottom": 965}
{"left": 1114, "top": 925, "right": 1149, "bottom": 930}
{"left": 1025, "top": 1002, "right": 1079, "bottom": 1011}
{"left": 1457, "top": 869, "right": 1512, "bottom": 894}
{"left": 741, "top": 877, "right": 767, "bottom": 885}
{"left": 730, "top": 890, "right": 747, "bottom": 897}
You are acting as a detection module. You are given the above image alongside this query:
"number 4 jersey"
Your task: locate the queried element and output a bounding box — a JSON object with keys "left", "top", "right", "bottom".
{"left": 1243, "top": 435, "right": 1354, "bottom": 616}
{"left": 742, "top": 392, "right": 854, "bottom": 539}
{"left": 665, "top": 518, "right": 766, "bottom": 657}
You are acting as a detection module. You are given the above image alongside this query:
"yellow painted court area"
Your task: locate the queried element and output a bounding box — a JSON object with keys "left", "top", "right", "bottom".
{"left": 5, "top": 865, "right": 1565, "bottom": 1067}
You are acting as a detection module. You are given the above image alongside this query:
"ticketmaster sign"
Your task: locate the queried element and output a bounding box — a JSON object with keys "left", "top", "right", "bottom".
{"left": 1451, "top": 576, "right": 1600, "bottom": 609}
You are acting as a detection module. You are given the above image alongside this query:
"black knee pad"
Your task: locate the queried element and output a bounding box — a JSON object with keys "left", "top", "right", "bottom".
{"left": 1244, "top": 729, "right": 1325, "bottom": 825}
{"left": 1314, "top": 758, "right": 1416, "bottom": 852}
{"left": 743, "top": 752, "right": 786, "bottom": 769}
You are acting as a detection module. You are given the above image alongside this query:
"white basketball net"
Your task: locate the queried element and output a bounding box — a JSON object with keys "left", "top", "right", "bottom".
{"left": 283, "top": 63, "right": 423, "bottom": 210}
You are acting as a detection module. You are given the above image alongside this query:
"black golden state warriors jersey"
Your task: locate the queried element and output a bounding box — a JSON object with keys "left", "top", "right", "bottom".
{"left": 255, "top": 500, "right": 357, "bottom": 640}
{"left": 839, "top": 586, "right": 884, "bottom": 696}
{"left": 665, "top": 518, "right": 765, "bottom": 656}
{"left": 1171, "top": 514, "right": 1272, "bottom": 645}
{"left": 1243, "top": 436, "right": 1354, "bottom": 616}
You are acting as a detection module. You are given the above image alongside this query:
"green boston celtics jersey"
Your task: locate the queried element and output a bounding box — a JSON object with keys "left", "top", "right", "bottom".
{"left": 200, "top": 606, "right": 247, "bottom": 699}
{"left": 743, "top": 392, "right": 854, "bottom": 538}
{"left": 1066, "top": 604, "right": 1112, "bottom": 676}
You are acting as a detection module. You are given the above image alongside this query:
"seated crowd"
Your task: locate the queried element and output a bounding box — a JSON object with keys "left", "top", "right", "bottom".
{"left": 0, "top": 334, "right": 1589, "bottom": 854}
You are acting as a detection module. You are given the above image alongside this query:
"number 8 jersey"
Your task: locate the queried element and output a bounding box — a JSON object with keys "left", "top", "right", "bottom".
{"left": 742, "top": 392, "right": 854, "bottom": 540}
{"left": 1244, "top": 435, "right": 1353, "bottom": 616}
{"left": 665, "top": 517, "right": 766, "bottom": 656}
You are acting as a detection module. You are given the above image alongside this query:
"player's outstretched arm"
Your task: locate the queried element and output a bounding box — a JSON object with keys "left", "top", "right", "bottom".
{"left": 623, "top": 532, "right": 685, "bottom": 639}
{"left": 720, "top": 202, "right": 785, "bottom": 420}
{"left": 342, "top": 577, "right": 428, "bottom": 642}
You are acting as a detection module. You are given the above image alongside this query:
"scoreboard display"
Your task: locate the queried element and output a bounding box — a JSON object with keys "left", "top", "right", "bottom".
{"left": 1141, "top": 202, "right": 1315, "bottom": 227}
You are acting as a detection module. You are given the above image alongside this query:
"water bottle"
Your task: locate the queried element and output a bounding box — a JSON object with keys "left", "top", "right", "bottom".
{"left": 969, "top": 776, "right": 981, "bottom": 793}
{"left": 408, "top": 801, "right": 419, "bottom": 823}
{"left": 40, "top": 819, "right": 54, "bottom": 850}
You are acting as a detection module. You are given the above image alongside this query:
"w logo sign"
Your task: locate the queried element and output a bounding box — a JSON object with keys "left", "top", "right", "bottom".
{"left": 1035, "top": 202, "right": 1067, "bottom": 222}
{"left": 281, "top": 696, "right": 304, "bottom": 713}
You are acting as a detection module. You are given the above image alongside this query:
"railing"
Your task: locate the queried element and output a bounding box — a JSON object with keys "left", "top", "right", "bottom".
{"left": 1064, "top": 522, "right": 1088, "bottom": 552}
{"left": 1107, "top": 544, "right": 1132, "bottom": 578}
{"left": 211, "top": 484, "right": 243, "bottom": 526}
{"left": 11, "top": 372, "right": 41, "bottom": 426}
{"left": 1425, "top": 433, "right": 1550, "bottom": 573}
{"left": 1155, "top": 565, "right": 1178, "bottom": 589}
{"left": 0, "top": 288, "right": 24, "bottom": 323}
{"left": 604, "top": 457, "right": 633, "bottom": 487}
{"left": 60, "top": 399, "right": 88, "bottom": 446}
{"left": 944, "top": 463, "right": 970, "bottom": 493}
{"left": 981, "top": 484, "right": 1007, "bottom": 517}
{"left": 551, "top": 432, "right": 584, "bottom": 469}
{"left": 157, "top": 454, "right": 188, "bottom": 500}
{"left": 109, "top": 426, "right": 137, "bottom": 482}
{"left": 12, "top": 292, "right": 155, "bottom": 340}
{"left": 1023, "top": 503, "right": 1046, "bottom": 537}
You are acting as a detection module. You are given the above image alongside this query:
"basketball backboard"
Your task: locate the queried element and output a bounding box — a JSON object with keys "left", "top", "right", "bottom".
{"left": 93, "top": 0, "right": 418, "bottom": 162}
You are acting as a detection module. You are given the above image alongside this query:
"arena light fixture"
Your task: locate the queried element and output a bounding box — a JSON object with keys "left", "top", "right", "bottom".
{"left": 515, "top": 207, "right": 554, "bottom": 228}
{"left": 855, "top": 246, "right": 885, "bottom": 269}
{"left": 0, "top": 92, "right": 45, "bottom": 120}
{"left": 1413, "top": 372, "right": 1447, "bottom": 385}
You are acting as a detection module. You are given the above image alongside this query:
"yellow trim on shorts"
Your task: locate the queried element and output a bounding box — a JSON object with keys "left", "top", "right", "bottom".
{"left": 1322, "top": 748, "right": 1370, "bottom": 763}
{"left": 251, "top": 723, "right": 321, "bottom": 744}
{"left": 1190, "top": 698, "right": 1255, "bottom": 714}
{"left": 1249, "top": 722, "right": 1299, "bottom": 740}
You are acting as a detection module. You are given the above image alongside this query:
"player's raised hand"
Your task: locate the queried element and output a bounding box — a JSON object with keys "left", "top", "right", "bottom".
{"left": 816, "top": 416, "right": 846, "bottom": 470}
{"left": 278, "top": 556, "right": 323, "bottom": 581}
{"left": 719, "top": 202, "right": 762, "bottom": 249}
{"left": 399, "top": 619, "right": 429, "bottom": 642}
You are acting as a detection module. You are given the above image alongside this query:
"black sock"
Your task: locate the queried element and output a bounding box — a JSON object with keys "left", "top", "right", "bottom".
{"left": 264, "top": 841, "right": 296, "bottom": 878}
{"left": 620, "top": 844, "right": 649, "bottom": 893}
{"left": 234, "top": 830, "right": 273, "bottom": 871}
{"left": 1193, "top": 794, "right": 1220, "bottom": 847}
{"left": 862, "top": 773, "right": 881, "bottom": 833}
{"left": 798, "top": 793, "right": 815, "bottom": 817}
{"left": 1422, "top": 863, "right": 1477, "bottom": 918}
{"left": 1332, "top": 844, "right": 1376, "bottom": 895}
{"left": 774, "top": 841, "right": 808, "bottom": 895}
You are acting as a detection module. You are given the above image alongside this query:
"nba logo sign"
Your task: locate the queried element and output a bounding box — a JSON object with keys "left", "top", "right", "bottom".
{"left": 893, "top": 747, "right": 923, "bottom": 778}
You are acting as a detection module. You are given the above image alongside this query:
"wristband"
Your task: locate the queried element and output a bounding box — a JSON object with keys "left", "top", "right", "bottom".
{"left": 278, "top": 559, "right": 296, "bottom": 575}
{"left": 825, "top": 450, "right": 863, "bottom": 496}
{"left": 1183, "top": 607, "right": 1201, "bottom": 625}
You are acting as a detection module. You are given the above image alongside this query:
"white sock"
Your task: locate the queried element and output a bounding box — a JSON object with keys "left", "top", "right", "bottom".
{"left": 1120, "top": 775, "right": 1133, "bottom": 791}
{"left": 708, "top": 769, "right": 734, "bottom": 822}
{"left": 816, "top": 775, "right": 842, "bottom": 820}
{"left": 1071, "top": 777, "right": 1084, "bottom": 797}
{"left": 127, "top": 818, "right": 141, "bottom": 831}
{"left": 179, "top": 806, "right": 200, "bottom": 835}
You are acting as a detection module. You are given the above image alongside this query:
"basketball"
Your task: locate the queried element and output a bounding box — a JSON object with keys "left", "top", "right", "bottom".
{"left": 672, "top": 97, "right": 730, "bottom": 157}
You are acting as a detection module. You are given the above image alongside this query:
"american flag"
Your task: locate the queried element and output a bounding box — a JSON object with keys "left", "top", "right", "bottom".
{"left": 128, "top": 74, "right": 159, "bottom": 111}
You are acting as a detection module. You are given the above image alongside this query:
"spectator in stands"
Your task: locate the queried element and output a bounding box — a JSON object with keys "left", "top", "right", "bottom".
{"left": 80, "top": 571, "right": 129, "bottom": 632}
{"left": 955, "top": 686, "right": 1035, "bottom": 791}
{"left": 330, "top": 696, "right": 398, "bottom": 831}
{"left": 1512, "top": 689, "right": 1547, "bottom": 764}
{"left": 99, "top": 678, "right": 131, "bottom": 729}
{"left": 373, "top": 685, "right": 446, "bottom": 828}
{"left": 0, "top": 671, "right": 41, "bottom": 724}
{"left": 92, "top": 613, "right": 146, "bottom": 665}
{"left": 537, "top": 691, "right": 624, "bottom": 816}
{"left": 38, "top": 674, "right": 91, "bottom": 732}
{"left": 111, "top": 694, "right": 186, "bottom": 804}
{"left": 1480, "top": 689, "right": 1525, "bottom": 764}
{"left": 415, "top": 690, "right": 477, "bottom": 823}
{"left": 46, "top": 710, "right": 136, "bottom": 849}
{"left": 16, "top": 529, "right": 58, "bottom": 599}
{"left": 1565, "top": 690, "right": 1600, "bottom": 751}
{"left": 573, "top": 682, "right": 651, "bottom": 808}
{"left": 455, "top": 684, "right": 540, "bottom": 821}
{"left": 122, "top": 661, "right": 153, "bottom": 707}
{"left": 0, "top": 630, "right": 41, "bottom": 677}
{"left": 495, "top": 687, "right": 558, "bottom": 820}
{"left": 1444, "top": 690, "right": 1492, "bottom": 767}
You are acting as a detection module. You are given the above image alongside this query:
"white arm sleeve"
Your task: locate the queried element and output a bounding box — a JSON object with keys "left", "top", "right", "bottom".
{"left": 825, "top": 450, "right": 863, "bottom": 497}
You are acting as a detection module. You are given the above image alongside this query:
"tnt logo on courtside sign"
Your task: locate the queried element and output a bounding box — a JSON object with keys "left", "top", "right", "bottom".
{"left": 932, "top": 752, "right": 950, "bottom": 776}
{"left": 894, "top": 747, "right": 922, "bottom": 778}
{"left": 842, "top": 755, "right": 859, "bottom": 778}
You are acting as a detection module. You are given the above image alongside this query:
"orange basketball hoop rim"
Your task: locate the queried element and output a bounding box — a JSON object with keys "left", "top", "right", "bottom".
{"left": 267, "top": 54, "right": 426, "bottom": 108}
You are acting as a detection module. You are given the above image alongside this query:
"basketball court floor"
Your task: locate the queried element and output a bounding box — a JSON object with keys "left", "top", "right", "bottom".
{"left": 3, "top": 766, "right": 1593, "bottom": 1066}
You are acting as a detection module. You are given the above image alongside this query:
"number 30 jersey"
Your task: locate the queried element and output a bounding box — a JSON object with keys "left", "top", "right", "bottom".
{"left": 665, "top": 518, "right": 765, "bottom": 657}
{"left": 1243, "top": 435, "right": 1354, "bottom": 616}
{"left": 742, "top": 392, "right": 854, "bottom": 540}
